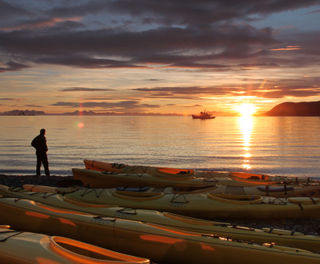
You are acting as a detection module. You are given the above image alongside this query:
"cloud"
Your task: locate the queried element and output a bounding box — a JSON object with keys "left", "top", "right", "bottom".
{"left": 133, "top": 77, "right": 320, "bottom": 100}
{"left": 145, "top": 78, "right": 162, "bottom": 82}
{"left": 0, "top": 61, "right": 29, "bottom": 72}
{"left": 46, "top": 0, "right": 320, "bottom": 26}
{"left": 61, "top": 87, "right": 113, "bottom": 92}
{"left": 51, "top": 100, "right": 160, "bottom": 109}
{"left": 25, "top": 104, "right": 42, "bottom": 107}
{"left": 0, "top": 17, "right": 82, "bottom": 31}
{"left": 271, "top": 45, "right": 301, "bottom": 51}
{"left": 35, "top": 55, "right": 145, "bottom": 69}
{"left": 306, "top": 9, "right": 320, "bottom": 14}
{"left": 0, "top": 0, "right": 31, "bottom": 21}
{"left": 133, "top": 86, "right": 239, "bottom": 100}
{"left": 0, "top": 0, "right": 319, "bottom": 73}
{"left": 0, "top": 97, "right": 15, "bottom": 100}
{"left": 0, "top": 24, "right": 276, "bottom": 70}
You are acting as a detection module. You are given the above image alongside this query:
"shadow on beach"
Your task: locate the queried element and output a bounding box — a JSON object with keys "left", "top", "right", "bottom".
{"left": 0, "top": 174, "right": 81, "bottom": 188}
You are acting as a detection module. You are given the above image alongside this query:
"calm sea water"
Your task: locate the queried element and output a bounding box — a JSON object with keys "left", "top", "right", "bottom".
{"left": 0, "top": 115, "right": 319, "bottom": 178}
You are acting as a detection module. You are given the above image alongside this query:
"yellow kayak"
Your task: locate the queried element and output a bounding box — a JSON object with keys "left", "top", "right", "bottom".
{"left": 84, "top": 159, "right": 320, "bottom": 186}
{"left": 0, "top": 184, "right": 320, "bottom": 252}
{"left": 61, "top": 186, "right": 320, "bottom": 220}
{"left": 21, "top": 180, "right": 320, "bottom": 198}
{"left": 2, "top": 184, "right": 320, "bottom": 220}
{"left": 72, "top": 168, "right": 218, "bottom": 189}
{"left": 212, "top": 184, "right": 320, "bottom": 197}
{"left": 0, "top": 226, "right": 149, "bottom": 264}
{"left": 1, "top": 197, "right": 320, "bottom": 264}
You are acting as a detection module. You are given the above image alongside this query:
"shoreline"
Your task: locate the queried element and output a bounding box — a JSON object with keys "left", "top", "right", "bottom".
{"left": 0, "top": 174, "right": 74, "bottom": 188}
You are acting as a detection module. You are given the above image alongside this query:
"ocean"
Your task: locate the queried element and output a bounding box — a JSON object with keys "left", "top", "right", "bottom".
{"left": 0, "top": 115, "right": 319, "bottom": 178}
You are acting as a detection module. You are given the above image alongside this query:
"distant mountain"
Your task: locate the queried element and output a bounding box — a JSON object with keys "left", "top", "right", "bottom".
{"left": 0, "top": 109, "right": 183, "bottom": 116}
{"left": 61, "top": 110, "right": 97, "bottom": 115}
{"left": 265, "top": 101, "right": 320, "bottom": 116}
{"left": 0, "top": 109, "right": 46, "bottom": 116}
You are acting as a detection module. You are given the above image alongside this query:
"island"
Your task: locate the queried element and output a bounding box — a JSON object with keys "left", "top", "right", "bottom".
{"left": 265, "top": 101, "right": 320, "bottom": 116}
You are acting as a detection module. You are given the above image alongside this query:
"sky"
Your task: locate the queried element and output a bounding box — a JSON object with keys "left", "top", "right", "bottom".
{"left": 0, "top": 0, "right": 320, "bottom": 115}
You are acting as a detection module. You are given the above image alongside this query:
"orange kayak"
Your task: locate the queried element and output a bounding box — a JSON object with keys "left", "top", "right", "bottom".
{"left": 83, "top": 159, "right": 318, "bottom": 186}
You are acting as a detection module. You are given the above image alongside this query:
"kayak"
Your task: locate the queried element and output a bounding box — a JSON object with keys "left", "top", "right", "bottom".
{"left": 0, "top": 226, "right": 149, "bottom": 264}
{"left": 77, "top": 164, "right": 278, "bottom": 188}
{"left": 1, "top": 197, "right": 320, "bottom": 264}
{"left": 84, "top": 159, "right": 198, "bottom": 176}
{"left": 230, "top": 172, "right": 320, "bottom": 185}
{"left": 65, "top": 187, "right": 320, "bottom": 220}
{"left": 72, "top": 168, "right": 218, "bottom": 189}
{"left": 84, "top": 159, "right": 320, "bottom": 186}
{"left": 22, "top": 180, "right": 320, "bottom": 198}
{"left": 20, "top": 180, "right": 320, "bottom": 199}
{"left": 3, "top": 184, "right": 319, "bottom": 220}
{"left": 83, "top": 159, "right": 241, "bottom": 184}
{"left": 0, "top": 184, "right": 319, "bottom": 252}
{"left": 212, "top": 184, "right": 320, "bottom": 197}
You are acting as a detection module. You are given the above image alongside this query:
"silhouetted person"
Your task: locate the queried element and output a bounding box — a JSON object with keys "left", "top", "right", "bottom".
{"left": 31, "top": 128, "right": 50, "bottom": 176}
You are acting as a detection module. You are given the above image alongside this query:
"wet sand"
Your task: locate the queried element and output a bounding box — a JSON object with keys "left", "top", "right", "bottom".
{"left": 0, "top": 174, "right": 319, "bottom": 237}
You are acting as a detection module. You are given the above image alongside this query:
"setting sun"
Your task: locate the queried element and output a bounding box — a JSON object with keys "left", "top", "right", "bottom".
{"left": 235, "top": 103, "right": 256, "bottom": 117}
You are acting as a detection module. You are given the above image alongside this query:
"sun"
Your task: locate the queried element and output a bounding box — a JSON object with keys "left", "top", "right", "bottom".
{"left": 235, "top": 103, "right": 256, "bottom": 117}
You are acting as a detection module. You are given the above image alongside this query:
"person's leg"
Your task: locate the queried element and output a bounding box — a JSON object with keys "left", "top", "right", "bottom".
{"left": 43, "top": 154, "right": 50, "bottom": 176}
{"left": 36, "top": 154, "right": 41, "bottom": 176}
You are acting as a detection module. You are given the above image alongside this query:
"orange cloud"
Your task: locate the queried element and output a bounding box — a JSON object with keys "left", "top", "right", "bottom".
{"left": 271, "top": 45, "right": 301, "bottom": 51}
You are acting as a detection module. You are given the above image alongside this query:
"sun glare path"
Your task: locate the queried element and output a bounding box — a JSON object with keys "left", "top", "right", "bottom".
{"left": 235, "top": 103, "right": 256, "bottom": 117}
{"left": 238, "top": 115, "right": 254, "bottom": 170}
{"left": 77, "top": 122, "right": 84, "bottom": 128}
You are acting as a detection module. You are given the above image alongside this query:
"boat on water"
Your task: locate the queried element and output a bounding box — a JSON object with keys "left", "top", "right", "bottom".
{"left": 192, "top": 110, "right": 215, "bottom": 119}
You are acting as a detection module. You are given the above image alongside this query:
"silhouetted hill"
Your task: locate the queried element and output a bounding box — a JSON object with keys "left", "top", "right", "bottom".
{"left": 0, "top": 109, "right": 46, "bottom": 116}
{"left": 265, "top": 101, "right": 320, "bottom": 116}
{"left": 61, "top": 110, "right": 97, "bottom": 115}
{"left": 0, "top": 109, "right": 182, "bottom": 116}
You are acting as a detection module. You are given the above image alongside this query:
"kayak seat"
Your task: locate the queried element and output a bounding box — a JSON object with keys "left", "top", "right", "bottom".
{"left": 116, "top": 186, "right": 150, "bottom": 192}
{"left": 207, "top": 193, "right": 263, "bottom": 204}
{"left": 257, "top": 186, "right": 294, "bottom": 193}
{"left": 163, "top": 212, "right": 228, "bottom": 227}
{"left": 113, "top": 190, "right": 164, "bottom": 201}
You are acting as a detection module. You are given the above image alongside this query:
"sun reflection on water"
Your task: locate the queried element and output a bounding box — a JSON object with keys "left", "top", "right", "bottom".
{"left": 238, "top": 116, "right": 254, "bottom": 170}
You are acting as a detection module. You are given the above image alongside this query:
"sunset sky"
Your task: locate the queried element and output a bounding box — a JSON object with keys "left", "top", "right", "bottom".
{"left": 0, "top": 0, "right": 320, "bottom": 115}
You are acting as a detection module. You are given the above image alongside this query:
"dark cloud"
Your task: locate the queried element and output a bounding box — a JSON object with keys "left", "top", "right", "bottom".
{"left": 61, "top": 87, "right": 113, "bottom": 92}
{"left": 0, "top": 98, "right": 15, "bottom": 101}
{"left": 51, "top": 100, "right": 160, "bottom": 109}
{"left": 35, "top": 55, "right": 144, "bottom": 69}
{"left": 0, "top": 61, "right": 29, "bottom": 72}
{"left": 145, "top": 79, "right": 162, "bottom": 82}
{"left": 133, "top": 77, "right": 320, "bottom": 99}
{"left": 46, "top": 0, "right": 319, "bottom": 26}
{"left": 134, "top": 86, "right": 236, "bottom": 95}
{"left": 46, "top": 1, "right": 110, "bottom": 18}
{"left": 0, "top": 0, "right": 319, "bottom": 73}
{"left": 133, "top": 86, "right": 237, "bottom": 100}
{"left": 0, "top": 24, "right": 276, "bottom": 69}
{"left": 1, "top": 17, "right": 83, "bottom": 31}
{"left": 0, "top": 0, "right": 31, "bottom": 20}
